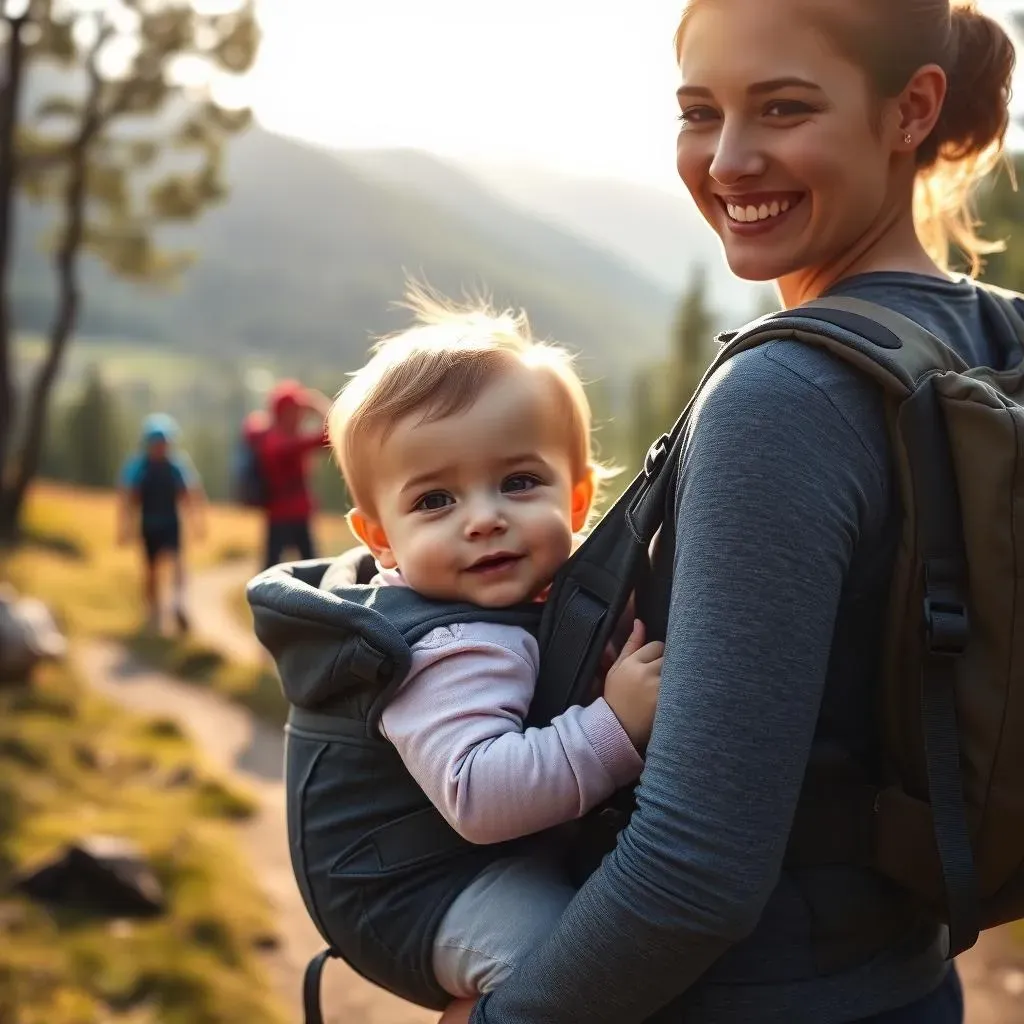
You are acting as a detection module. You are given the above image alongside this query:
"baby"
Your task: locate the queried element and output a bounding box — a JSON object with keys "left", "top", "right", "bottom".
{"left": 326, "top": 288, "right": 662, "bottom": 999}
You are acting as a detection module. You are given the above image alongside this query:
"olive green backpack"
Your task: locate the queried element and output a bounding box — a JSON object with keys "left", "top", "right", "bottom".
{"left": 531, "top": 283, "right": 1024, "bottom": 959}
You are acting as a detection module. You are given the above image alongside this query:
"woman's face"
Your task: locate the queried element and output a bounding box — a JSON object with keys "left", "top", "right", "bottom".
{"left": 675, "top": 0, "right": 901, "bottom": 287}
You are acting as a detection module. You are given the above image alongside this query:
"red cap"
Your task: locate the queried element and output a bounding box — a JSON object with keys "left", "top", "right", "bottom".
{"left": 269, "top": 379, "right": 306, "bottom": 418}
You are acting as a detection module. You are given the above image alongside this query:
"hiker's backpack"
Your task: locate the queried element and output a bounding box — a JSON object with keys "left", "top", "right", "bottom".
{"left": 232, "top": 427, "right": 268, "bottom": 508}
{"left": 247, "top": 561, "right": 544, "bottom": 1015}
{"left": 253, "top": 284, "right": 1024, "bottom": 1019}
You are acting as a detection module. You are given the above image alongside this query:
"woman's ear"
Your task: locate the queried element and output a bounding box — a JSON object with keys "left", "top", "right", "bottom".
{"left": 570, "top": 471, "right": 596, "bottom": 533}
{"left": 894, "top": 63, "right": 947, "bottom": 151}
{"left": 346, "top": 509, "right": 397, "bottom": 569}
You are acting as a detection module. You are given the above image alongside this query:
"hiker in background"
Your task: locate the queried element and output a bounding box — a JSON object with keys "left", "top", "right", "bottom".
{"left": 116, "top": 413, "right": 206, "bottom": 633}
{"left": 242, "top": 379, "right": 331, "bottom": 570}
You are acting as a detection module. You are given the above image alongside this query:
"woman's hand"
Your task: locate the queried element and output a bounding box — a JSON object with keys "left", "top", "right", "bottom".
{"left": 438, "top": 998, "right": 476, "bottom": 1023}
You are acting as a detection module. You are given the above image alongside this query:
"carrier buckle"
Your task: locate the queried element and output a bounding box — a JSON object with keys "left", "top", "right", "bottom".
{"left": 349, "top": 638, "right": 394, "bottom": 684}
{"left": 644, "top": 434, "right": 671, "bottom": 478}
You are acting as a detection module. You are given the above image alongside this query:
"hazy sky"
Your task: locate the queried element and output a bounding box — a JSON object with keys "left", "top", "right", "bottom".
{"left": 247, "top": 0, "right": 1023, "bottom": 194}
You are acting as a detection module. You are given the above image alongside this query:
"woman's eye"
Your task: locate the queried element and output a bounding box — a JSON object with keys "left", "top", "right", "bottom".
{"left": 503, "top": 474, "right": 540, "bottom": 494}
{"left": 414, "top": 491, "right": 453, "bottom": 512}
{"left": 677, "top": 105, "right": 718, "bottom": 127}
{"left": 764, "top": 100, "right": 814, "bottom": 118}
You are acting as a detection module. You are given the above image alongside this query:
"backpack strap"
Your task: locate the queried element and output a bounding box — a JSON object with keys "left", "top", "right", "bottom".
{"left": 899, "top": 376, "right": 978, "bottom": 955}
{"left": 721, "top": 296, "right": 970, "bottom": 392}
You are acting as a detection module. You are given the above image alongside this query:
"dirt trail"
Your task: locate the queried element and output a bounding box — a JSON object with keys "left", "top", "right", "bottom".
{"left": 78, "top": 560, "right": 1024, "bottom": 1023}
{"left": 76, "top": 635, "right": 432, "bottom": 1024}
{"left": 187, "top": 558, "right": 265, "bottom": 665}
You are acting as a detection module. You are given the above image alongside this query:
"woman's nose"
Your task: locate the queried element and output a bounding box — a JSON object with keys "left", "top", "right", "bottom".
{"left": 709, "top": 123, "right": 767, "bottom": 185}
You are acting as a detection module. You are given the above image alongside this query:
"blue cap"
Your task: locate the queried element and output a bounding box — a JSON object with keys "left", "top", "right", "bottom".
{"left": 141, "top": 413, "right": 179, "bottom": 445}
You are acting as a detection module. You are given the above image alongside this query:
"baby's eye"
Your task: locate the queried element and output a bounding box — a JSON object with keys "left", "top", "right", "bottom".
{"left": 503, "top": 474, "right": 540, "bottom": 493}
{"left": 414, "top": 491, "right": 453, "bottom": 512}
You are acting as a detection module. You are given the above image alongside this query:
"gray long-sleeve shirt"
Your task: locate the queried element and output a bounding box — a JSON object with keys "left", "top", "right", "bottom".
{"left": 474, "top": 274, "right": 1021, "bottom": 1023}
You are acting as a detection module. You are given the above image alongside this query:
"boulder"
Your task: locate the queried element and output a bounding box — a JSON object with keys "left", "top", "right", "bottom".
{"left": 0, "top": 584, "right": 67, "bottom": 683}
{"left": 15, "top": 835, "right": 165, "bottom": 917}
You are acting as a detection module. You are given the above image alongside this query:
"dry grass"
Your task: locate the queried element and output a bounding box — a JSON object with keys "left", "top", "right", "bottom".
{"left": 4, "top": 480, "right": 351, "bottom": 637}
{"left": 0, "top": 664, "right": 287, "bottom": 1024}
{"left": 0, "top": 482, "right": 301, "bottom": 1023}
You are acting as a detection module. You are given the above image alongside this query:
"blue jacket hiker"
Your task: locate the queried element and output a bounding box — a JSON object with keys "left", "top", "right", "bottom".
{"left": 117, "top": 414, "right": 205, "bottom": 633}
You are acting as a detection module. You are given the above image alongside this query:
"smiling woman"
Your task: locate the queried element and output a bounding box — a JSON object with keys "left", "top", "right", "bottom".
{"left": 461, "top": 2, "right": 1023, "bottom": 1024}
{"left": 673, "top": 0, "right": 1016, "bottom": 298}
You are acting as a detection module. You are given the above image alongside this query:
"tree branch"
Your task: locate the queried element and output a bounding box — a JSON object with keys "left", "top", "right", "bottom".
{"left": 1, "top": 13, "right": 113, "bottom": 526}
{"left": 0, "top": 11, "right": 28, "bottom": 497}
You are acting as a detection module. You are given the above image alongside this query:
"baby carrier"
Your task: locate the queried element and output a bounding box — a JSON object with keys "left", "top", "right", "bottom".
{"left": 249, "top": 287, "right": 1024, "bottom": 1022}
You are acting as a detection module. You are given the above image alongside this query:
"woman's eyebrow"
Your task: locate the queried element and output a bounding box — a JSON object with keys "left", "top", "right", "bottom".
{"left": 676, "top": 76, "right": 823, "bottom": 99}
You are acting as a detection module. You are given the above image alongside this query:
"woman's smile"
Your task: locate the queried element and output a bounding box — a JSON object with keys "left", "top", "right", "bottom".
{"left": 714, "top": 191, "right": 807, "bottom": 234}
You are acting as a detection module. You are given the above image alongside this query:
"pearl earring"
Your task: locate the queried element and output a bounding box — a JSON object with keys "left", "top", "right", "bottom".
{"left": 903, "top": 132, "right": 912, "bottom": 145}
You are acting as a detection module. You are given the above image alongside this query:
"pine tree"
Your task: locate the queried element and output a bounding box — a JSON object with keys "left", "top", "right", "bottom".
{"left": 65, "top": 362, "right": 120, "bottom": 487}
{"left": 668, "top": 266, "right": 714, "bottom": 421}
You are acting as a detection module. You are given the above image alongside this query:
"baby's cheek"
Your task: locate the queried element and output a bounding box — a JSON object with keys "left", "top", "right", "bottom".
{"left": 399, "top": 535, "right": 452, "bottom": 592}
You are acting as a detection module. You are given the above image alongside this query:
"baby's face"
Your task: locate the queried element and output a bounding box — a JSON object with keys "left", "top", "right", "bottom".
{"left": 355, "top": 370, "right": 591, "bottom": 608}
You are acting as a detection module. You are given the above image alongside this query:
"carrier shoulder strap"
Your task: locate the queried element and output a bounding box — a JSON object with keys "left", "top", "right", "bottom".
{"left": 527, "top": 415, "right": 688, "bottom": 727}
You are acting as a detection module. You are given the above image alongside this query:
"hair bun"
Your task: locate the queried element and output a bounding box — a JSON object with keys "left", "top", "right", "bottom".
{"left": 926, "top": 3, "right": 1016, "bottom": 164}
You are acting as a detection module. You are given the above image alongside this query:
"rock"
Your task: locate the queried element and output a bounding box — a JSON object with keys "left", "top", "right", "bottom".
{"left": 164, "top": 765, "right": 195, "bottom": 788}
{"left": 72, "top": 743, "right": 100, "bottom": 770}
{"left": 14, "top": 835, "right": 165, "bottom": 917}
{"left": 0, "top": 584, "right": 67, "bottom": 683}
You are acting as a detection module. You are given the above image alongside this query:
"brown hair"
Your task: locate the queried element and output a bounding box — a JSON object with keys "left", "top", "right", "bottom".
{"left": 327, "top": 285, "right": 609, "bottom": 514}
{"left": 674, "top": 0, "right": 1018, "bottom": 274}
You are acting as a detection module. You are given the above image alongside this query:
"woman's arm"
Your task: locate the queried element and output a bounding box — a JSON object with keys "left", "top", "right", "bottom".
{"left": 471, "top": 342, "right": 888, "bottom": 1023}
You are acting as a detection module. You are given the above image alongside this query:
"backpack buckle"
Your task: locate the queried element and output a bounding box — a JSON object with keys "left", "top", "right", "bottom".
{"left": 923, "top": 595, "right": 969, "bottom": 656}
{"left": 644, "top": 434, "right": 670, "bottom": 478}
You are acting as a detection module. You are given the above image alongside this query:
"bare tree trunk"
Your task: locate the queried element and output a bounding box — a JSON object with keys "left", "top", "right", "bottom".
{"left": 0, "top": 28, "right": 107, "bottom": 541}
{"left": 0, "top": 14, "right": 28, "bottom": 541}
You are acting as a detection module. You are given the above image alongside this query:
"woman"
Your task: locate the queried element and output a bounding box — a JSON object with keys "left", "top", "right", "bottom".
{"left": 444, "top": 0, "right": 1019, "bottom": 1021}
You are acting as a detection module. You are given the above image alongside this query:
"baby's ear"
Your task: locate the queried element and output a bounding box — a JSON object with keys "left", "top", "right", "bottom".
{"left": 570, "top": 470, "right": 595, "bottom": 533}
{"left": 346, "top": 509, "right": 397, "bottom": 569}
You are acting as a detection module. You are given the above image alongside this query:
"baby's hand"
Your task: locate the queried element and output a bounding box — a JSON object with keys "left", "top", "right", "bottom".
{"left": 603, "top": 619, "right": 663, "bottom": 751}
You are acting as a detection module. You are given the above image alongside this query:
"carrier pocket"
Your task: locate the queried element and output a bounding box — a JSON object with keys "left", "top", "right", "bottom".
{"left": 329, "top": 806, "right": 470, "bottom": 880}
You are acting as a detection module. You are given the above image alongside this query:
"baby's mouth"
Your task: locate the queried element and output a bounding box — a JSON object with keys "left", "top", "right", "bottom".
{"left": 466, "top": 553, "right": 524, "bottom": 574}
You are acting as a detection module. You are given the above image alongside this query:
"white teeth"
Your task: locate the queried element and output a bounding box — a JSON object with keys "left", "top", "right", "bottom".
{"left": 725, "top": 198, "right": 795, "bottom": 223}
